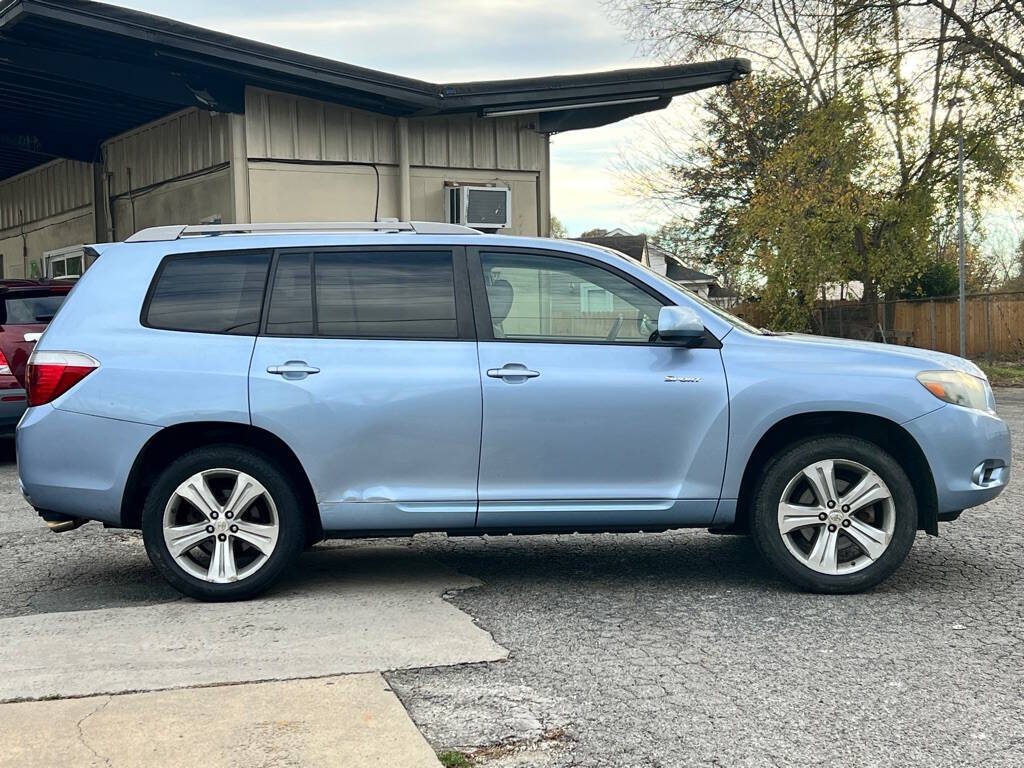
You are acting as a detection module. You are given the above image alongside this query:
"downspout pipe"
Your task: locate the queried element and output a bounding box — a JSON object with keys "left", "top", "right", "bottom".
{"left": 397, "top": 117, "right": 411, "bottom": 221}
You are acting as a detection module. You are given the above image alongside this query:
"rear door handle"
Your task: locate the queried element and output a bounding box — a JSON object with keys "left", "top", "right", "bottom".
{"left": 267, "top": 361, "right": 320, "bottom": 379}
{"left": 486, "top": 363, "right": 540, "bottom": 381}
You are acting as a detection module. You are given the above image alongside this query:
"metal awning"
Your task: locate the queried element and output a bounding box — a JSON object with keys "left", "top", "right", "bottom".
{"left": 0, "top": 0, "right": 750, "bottom": 179}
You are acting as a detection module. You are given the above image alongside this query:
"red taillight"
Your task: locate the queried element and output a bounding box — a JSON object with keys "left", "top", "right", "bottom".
{"left": 0, "top": 349, "right": 9, "bottom": 376}
{"left": 26, "top": 351, "right": 99, "bottom": 406}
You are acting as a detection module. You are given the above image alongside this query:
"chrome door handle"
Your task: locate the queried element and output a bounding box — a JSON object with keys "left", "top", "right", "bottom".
{"left": 486, "top": 363, "right": 539, "bottom": 380}
{"left": 267, "top": 361, "right": 320, "bottom": 377}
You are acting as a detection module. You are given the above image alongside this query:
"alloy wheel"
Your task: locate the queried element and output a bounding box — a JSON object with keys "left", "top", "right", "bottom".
{"left": 777, "top": 459, "right": 896, "bottom": 575}
{"left": 162, "top": 468, "right": 280, "bottom": 583}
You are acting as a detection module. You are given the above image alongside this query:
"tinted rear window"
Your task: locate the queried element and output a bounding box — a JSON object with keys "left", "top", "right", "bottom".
{"left": 266, "top": 252, "right": 313, "bottom": 336}
{"left": 314, "top": 251, "right": 458, "bottom": 338}
{"left": 145, "top": 251, "right": 270, "bottom": 335}
{"left": 3, "top": 295, "right": 65, "bottom": 324}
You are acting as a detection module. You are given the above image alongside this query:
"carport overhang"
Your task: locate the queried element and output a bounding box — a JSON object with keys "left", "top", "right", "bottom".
{"left": 0, "top": 0, "right": 751, "bottom": 180}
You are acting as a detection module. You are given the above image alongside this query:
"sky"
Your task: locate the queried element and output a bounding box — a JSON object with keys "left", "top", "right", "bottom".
{"left": 107, "top": 0, "right": 678, "bottom": 237}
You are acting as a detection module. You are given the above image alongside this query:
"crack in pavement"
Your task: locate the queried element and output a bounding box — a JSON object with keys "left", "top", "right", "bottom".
{"left": 74, "top": 696, "right": 112, "bottom": 768}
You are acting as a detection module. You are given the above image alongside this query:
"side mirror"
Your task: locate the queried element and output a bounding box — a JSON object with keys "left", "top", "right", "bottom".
{"left": 658, "top": 306, "right": 705, "bottom": 346}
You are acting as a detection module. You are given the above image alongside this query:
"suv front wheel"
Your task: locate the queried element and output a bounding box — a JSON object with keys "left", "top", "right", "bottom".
{"left": 751, "top": 435, "right": 918, "bottom": 593}
{"left": 142, "top": 445, "right": 305, "bottom": 601}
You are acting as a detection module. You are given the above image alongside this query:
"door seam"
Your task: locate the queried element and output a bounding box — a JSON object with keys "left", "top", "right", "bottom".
{"left": 473, "top": 339, "right": 484, "bottom": 526}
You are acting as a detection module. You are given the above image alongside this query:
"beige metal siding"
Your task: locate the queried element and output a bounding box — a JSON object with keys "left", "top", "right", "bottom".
{"left": 410, "top": 114, "right": 543, "bottom": 171}
{"left": 245, "top": 87, "right": 545, "bottom": 171}
{"left": 248, "top": 162, "right": 540, "bottom": 236}
{"left": 0, "top": 160, "right": 93, "bottom": 231}
{"left": 248, "top": 163, "right": 398, "bottom": 223}
{"left": 111, "top": 168, "right": 233, "bottom": 241}
{"left": 409, "top": 167, "right": 539, "bottom": 235}
{"left": 0, "top": 211, "right": 94, "bottom": 279}
{"left": 246, "top": 88, "right": 397, "bottom": 164}
{"left": 103, "top": 109, "right": 231, "bottom": 196}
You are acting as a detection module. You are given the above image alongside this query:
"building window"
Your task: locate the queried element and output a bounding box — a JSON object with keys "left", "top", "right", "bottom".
{"left": 580, "top": 284, "right": 614, "bottom": 313}
{"left": 49, "top": 253, "right": 83, "bottom": 278}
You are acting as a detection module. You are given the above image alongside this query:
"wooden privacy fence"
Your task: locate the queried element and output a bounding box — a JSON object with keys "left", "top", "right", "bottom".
{"left": 885, "top": 293, "right": 1024, "bottom": 360}
{"left": 732, "top": 292, "right": 1024, "bottom": 360}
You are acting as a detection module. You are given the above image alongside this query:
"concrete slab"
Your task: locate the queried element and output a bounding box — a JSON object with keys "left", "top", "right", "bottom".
{"left": 0, "top": 545, "right": 507, "bottom": 702}
{"left": 0, "top": 673, "right": 442, "bottom": 768}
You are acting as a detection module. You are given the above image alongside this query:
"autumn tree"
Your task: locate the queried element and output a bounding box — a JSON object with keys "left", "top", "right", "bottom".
{"left": 882, "top": 0, "right": 1024, "bottom": 88}
{"left": 610, "top": 0, "right": 1023, "bottom": 328}
{"left": 550, "top": 215, "right": 568, "bottom": 238}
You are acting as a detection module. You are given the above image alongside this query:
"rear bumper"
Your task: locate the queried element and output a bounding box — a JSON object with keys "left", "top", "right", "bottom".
{"left": 903, "top": 404, "right": 1011, "bottom": 514}
{"left": 0, "top": 387, "right": 27, "bottom": 432}
{"left": 17, "top": 405, "right": 158, "bottom": 526}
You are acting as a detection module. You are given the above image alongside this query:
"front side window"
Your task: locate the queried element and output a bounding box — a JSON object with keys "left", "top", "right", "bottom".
{"left": 481, "top": 251, "right": 664, "bottom": 343}
{"left": 145, "top": 251, "right": 271, "bottom": 334}
{"left": 313, "top": 250, "right": 458, "bottom": 338}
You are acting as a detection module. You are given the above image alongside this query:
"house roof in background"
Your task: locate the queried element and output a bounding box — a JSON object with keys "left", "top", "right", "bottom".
{"left": 647, "top": 242, "right": 715, "bottom": 283}
{"left": 667, "top": 264, "right": 716, "bottom": 283}
{"left": 574, "top": 234, "right": 648, "bottom": 262}
{"left": 575, "top": 233, "right": 718, "bottom": 285}
{"left": 0, "top": 0, "right": 751, "bottom": 179}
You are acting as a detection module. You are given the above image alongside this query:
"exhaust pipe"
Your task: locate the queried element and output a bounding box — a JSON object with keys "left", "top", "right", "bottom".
{"left": 37, "top": 510, "right": 88, "bottom": 532}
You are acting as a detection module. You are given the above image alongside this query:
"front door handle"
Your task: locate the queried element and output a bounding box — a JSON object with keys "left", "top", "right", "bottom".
{"left": 486, "top": 363, "right": 540, "bottom": 381}
{"left": 267, "top": 361, "right": 320, "bottom": 379}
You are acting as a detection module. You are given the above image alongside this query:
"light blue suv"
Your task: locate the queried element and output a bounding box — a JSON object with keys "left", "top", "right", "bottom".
{"left": 16, "top": 222, "right": 1010, "bottom": 600}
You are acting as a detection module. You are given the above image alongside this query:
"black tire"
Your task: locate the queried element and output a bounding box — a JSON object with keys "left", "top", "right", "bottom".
{"left": 141, "top": 444, "right": 305, "bottom": 601}
{"left": 750, "top": 435, "right": 917, "bottom": 594}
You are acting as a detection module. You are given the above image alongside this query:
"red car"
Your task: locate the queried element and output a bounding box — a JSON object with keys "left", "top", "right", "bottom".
{"left": 0, "top": 280, "right": 73, "bottom": 434}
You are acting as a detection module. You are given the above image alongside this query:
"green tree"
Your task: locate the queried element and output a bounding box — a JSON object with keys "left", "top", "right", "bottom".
{"left": 549, "top": 215, "right": 568, "bottom": 238}
{"left": 649, "top": 76, "right": 812, "bottom": 294}
{"left": 897, "top": 257, "right": 959, "bottom": 297}
{"left": 611, "top": 0, "right": 1023, "bottom": 329}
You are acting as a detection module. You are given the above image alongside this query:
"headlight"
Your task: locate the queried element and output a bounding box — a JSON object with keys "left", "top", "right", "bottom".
{"left": 916, "top": 370, "right": 993, "bottom": 413}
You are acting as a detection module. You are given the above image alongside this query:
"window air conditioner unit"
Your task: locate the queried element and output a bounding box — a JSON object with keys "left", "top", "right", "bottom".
{"left": 445, "top": 185, "right": 511, "bottom": 229}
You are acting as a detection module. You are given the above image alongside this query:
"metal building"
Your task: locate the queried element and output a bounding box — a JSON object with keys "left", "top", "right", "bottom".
{"left": 0, "top": 0, "right": 749, "bottom": 279}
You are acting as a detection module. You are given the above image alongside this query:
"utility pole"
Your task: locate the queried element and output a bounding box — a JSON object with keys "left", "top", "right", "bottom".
{"left": 955, "top": 100, "right": 967, "bottom": 358}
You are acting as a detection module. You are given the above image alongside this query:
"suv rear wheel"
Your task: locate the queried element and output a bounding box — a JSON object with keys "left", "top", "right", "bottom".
{"left": 750, "top": 435, "right": 918, "bottom": 593}
{"left": 141, "top": 445, "right": 305, "bottom": 601}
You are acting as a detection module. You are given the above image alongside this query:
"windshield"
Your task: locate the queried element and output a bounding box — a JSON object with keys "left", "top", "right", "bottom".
{"left": 579, "top": 243, "right": 765, "bottom": 335}
{"left": 664, "top": 279, "right": 763, "bottom": 334}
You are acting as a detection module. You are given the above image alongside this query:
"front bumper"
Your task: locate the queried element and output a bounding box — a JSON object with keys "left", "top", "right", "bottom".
{"left": 903, "top": 403, "right": 1011, "bottom": 514}
{"left": 17, "top": 405, "right": 158, "bottom": 526}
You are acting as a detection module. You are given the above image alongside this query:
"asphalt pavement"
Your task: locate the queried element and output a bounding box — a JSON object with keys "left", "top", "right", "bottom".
{"left": 389, "top": 390, "right": 1024, "bottom": 767}
{"left": 1, "top": 392, "right": 1022, "bottom": 767}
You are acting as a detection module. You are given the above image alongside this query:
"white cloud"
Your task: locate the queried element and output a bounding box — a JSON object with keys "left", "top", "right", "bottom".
{"left": 111, "top": 0, "right": 648, "bottom": 80}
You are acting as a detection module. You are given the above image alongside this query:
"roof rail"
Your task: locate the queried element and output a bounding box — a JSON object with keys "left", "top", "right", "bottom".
{"left": 124, "top": 220, "right": 479, "bottom": 243}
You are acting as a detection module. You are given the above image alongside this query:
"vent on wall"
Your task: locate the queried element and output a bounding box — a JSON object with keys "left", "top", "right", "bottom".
{"left": 445, "top": 185, "right": 510, "bottom": 229}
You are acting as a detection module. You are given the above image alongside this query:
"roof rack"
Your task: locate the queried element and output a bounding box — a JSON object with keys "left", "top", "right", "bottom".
{"left": 124, "top": 220, "right": 479, "bottom": 243}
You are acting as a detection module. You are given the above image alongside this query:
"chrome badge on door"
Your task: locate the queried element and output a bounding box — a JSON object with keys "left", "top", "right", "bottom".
{"left": 665, "top": 375, "right": 701, "bottom": 383}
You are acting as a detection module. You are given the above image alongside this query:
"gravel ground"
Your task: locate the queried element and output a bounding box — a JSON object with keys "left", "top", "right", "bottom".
{"left": 1, "top": 392, "right": 1022, "bottom": 767}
